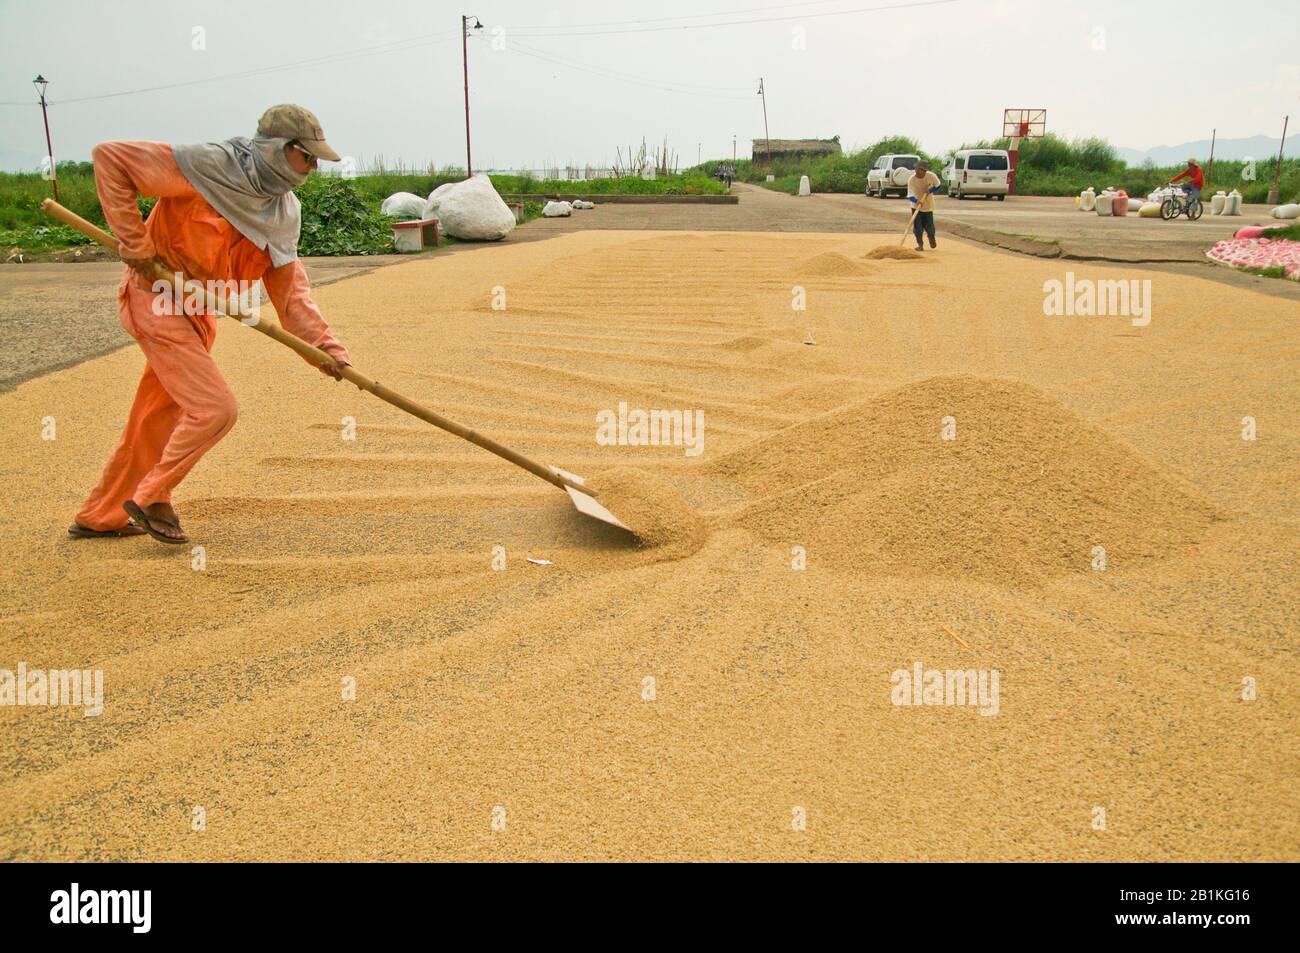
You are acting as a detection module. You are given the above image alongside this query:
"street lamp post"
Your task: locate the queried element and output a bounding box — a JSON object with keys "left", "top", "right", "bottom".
{"left": 1266, "top": 115, "right": 1289, "bottom": 207}
{"left": 461, "top": 16, "right": 483, "bottom": 178}
{"left": 33, "top": 75, "right": 57, "bottom": 201}
{"left": 733, "top": 134, "right": 737, "bottom": 163}
{"left": 757, "top": 78, "right": 770, "bottom": 167}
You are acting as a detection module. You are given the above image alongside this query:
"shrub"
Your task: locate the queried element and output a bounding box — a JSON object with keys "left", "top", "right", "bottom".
{"left": 295, "top": 176, "right": 393, "bottom": 256}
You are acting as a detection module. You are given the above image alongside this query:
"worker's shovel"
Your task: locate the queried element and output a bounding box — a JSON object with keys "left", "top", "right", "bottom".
{"left": 900, "top": 200, "right": 924, "bottom": 247}
{"left": 42, "top": 199, "right": 630, "bottom": 533}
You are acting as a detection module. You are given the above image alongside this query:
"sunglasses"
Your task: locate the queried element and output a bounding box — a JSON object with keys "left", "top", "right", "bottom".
{"left": 288, "top": 141, "right": 318, "bottom": 165}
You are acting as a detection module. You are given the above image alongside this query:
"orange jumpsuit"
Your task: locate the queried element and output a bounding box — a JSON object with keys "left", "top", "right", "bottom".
{"left": 75, "top": 140, "right": 349, "bottom": 531}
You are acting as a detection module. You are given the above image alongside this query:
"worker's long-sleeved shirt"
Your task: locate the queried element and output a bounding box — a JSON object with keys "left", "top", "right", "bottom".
{"left": 1171, "top": 164, "right": 1204, "bottom": 189}
{"left": 907, "top": 170, "right": 942, "bottom": 212}
{"left": 91, "top": 139, "right": 348, "bottom": 365}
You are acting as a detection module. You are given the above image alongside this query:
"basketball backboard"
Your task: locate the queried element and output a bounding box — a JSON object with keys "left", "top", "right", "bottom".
{"left": 1002, "top": 108, "right": 1047, "bottom": 140}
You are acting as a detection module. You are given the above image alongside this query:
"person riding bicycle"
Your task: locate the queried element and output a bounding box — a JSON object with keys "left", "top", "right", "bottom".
{"left": 1170, "top": 157, "right": 1204, "bottom": 208}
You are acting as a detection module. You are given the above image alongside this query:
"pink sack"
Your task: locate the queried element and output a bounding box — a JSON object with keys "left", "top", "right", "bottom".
{"left": 1234, "top": 224, "right": 1284, "bottom": 239}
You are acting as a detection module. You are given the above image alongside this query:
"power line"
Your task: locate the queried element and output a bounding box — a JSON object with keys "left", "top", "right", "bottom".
{"left": 503, "top": 0, "right": 878, "bottom": 32}
{"left": 501, "top": 39, "right": 753, "bottom": 101}
{"left": 505, "top": 0, "right": 965, "bottom": 38}
{"left": 503, "top": 37, "right": 754, "bottom": 96}
{"left": 28, "top": 30, "right": 460, "bottom": 106}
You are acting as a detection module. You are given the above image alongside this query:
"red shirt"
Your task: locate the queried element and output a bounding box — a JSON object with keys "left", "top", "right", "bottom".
{"left": 1171, "top": 164, "right": 1204, "bottom": 189}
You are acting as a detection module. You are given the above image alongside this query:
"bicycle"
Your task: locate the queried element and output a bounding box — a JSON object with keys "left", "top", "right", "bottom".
{"left": 1160, "top": 185, "right": 1203, "bottom": 221}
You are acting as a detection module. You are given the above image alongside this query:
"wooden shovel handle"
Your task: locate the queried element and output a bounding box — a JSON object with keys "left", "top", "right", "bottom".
{"left": 899, "top": 201, "right": 920, "bottom": 245}
{"left": 41, "top": 198, "right": 591, "bottom": 497}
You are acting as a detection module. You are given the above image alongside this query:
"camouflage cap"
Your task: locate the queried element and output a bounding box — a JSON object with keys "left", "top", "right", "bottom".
{"left": 256, "top": 104, "right": 341, "bottom": 162}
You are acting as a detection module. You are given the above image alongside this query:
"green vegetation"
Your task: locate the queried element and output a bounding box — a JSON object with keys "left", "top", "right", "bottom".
{"left": 347, "top": 171, "right": 726, "bottom": 201}
{"left": 1257, "top": 221, "right": 1300, "bottom": 241}
{"left": 690, "top": 136, "right": 938, "bottom": 196}
{"left": 0, "top": 164, "right": 717, "bottom": 255}
{"left": 1239, "top": 265, "right": 1290, "bottom": 279}
{"left": 2, "top": 148, "right": 1291, "bottom": 256}
{"left": 296, "top": 176, "right": 394, "bottom": 256}
{"left": 0, "top": 162, "right": 104, "bottom": 234}
{"left": 695, "top": 132, "right": 1299, "bottom": 206}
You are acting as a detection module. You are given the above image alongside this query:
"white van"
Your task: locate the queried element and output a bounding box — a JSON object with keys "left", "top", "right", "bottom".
{"left": 945, "top": 149, "right": 1010, "bottom": 199}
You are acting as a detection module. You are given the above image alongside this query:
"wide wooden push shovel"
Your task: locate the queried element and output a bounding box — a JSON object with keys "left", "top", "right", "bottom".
{"left": 43, "top": 198, "right": 629, "bottom": 532}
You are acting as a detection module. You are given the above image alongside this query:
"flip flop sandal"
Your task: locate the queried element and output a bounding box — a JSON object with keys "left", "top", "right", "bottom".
{"left": 68, "top": 522, "right": 147, "bottom": 539}
{"left": 123, "top": 500, "right": 190, "bottom": 545}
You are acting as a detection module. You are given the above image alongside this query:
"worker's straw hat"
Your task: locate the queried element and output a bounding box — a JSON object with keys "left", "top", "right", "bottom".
{"left": 1188, "top": 156, "right": 1199, "bottom": 165}
{"left": 256, "top": 104, "right": 341, "bottom": 162}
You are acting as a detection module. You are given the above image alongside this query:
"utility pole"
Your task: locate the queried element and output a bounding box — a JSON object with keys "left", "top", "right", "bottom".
{"left": 733, "top": 134, "right": 737, "bottom": 162}
{"left": 33, "top": 75, "right": 57, "bottom": 201}
{"left": 1266, "top": 115, "right": 1288, "bottom": 206}
{"left": 757, "top": 78, "right": 770, "bottom": 168}
{"left": 1207, "top": 128, "right": 1216, "bottom": 187}
{"left": 461, "top": 16, "right": 483, "bottom": 177}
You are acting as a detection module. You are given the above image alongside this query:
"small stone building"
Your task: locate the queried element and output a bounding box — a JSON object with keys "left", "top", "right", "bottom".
{"left": 751, "top": 138, "right": 842, "bottom": 162}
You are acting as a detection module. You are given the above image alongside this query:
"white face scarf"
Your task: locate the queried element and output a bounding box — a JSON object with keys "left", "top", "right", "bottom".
{"left": 171, "top": 136, "right": 307, "bottom": 267}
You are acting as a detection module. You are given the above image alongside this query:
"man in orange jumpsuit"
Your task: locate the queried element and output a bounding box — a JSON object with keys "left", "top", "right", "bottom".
{"left": 69, "top": 104, "right": 351, "bottom": 545}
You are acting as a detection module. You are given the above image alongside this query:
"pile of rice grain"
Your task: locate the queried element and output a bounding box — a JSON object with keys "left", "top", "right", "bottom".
{"left": 588, "top": 466, "right": 706, "bottom": 556}
{"left": 797, "top": 252, "right": 876, "bottom": 277}
{"left": 862, "top": 247, "right": 926, "bottom": 261}
{"left": 707, "top": 376, "right": 1222, "bottom": 584}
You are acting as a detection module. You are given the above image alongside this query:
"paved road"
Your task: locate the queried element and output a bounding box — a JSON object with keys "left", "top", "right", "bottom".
{"left": 813, "top": 190, "right": 1280, "bottom": 263}
{"left": 523, "top": 184, "right": 1299, "bottom": 301}
{"left": 0, "top": 256, "right": 407, "bottom": 393}
{"left": 2, "top": 184, "right": 1294, "bottom": 391}
{"left": 517, "top": 183, "right": 876, "bottom": 235}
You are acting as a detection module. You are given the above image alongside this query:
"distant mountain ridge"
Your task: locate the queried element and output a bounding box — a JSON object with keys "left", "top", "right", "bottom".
{"left": 1117, "top": 135, "right": 1286, "bottom": 167}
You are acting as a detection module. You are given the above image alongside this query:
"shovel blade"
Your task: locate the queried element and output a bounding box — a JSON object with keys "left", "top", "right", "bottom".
{"left": 550, "top": 466, "right": 631, "bottom": 532}
{"left": 565, "top": 484, "right": 631, "bottom": 532}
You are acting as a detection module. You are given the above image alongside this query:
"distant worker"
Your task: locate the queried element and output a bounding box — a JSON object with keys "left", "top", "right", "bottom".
{"left": 1169, "top": 157, "right": 1204, "bottom": 208}
{"left": 68, "top": 104, "right": 351, "bottom": 545}
{"left": 906, "top": 160, "right": 942, "bottom": 251}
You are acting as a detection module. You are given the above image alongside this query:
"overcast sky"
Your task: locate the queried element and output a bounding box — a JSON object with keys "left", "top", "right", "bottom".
{"left": 1, "top": 0, "right": 1294, "bottom": 173}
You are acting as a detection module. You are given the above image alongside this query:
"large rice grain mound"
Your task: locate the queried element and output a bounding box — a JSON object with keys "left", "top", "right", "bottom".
{"left": 708, "top": 376, "right": 1223, "bottom": 584}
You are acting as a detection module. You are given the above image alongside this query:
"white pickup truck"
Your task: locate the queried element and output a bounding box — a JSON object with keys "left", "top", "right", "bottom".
{"left": 866, "top": 154, "right": 922, "bottom": 198}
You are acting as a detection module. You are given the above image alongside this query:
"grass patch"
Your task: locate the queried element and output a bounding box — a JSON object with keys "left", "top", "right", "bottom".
{"left": 0, "top": 222, "right": 96, "bottom": 253}
{"left": 1258, "top": 221, "right": 1300, "bottom": 241}
{"left": 1239, "top": 265, "right": 1291, "bottom": 279}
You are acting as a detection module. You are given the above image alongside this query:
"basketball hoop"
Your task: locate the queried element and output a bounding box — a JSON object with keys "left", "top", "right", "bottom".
{"left": 1001, "top": 108, "right": 1046, "bottom": 195}
{"left": 1002, "top": 108, "right": 1047, "bottom": 140}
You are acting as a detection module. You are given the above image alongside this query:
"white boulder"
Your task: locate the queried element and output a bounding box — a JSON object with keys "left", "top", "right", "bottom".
{"left": 433, "top": 174, "right": 516, "bottom": 240}
{"left": 797, "top": 175, "right": 811, "bottom": 196}
{"left": 380, "top": 192, "right": 428, "bottom": 220}
{"left": 422, "top": 182, "right": 457, "bottom": 219}
{"left": 543, "top": 200, "right": 573, "bottom": 217}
